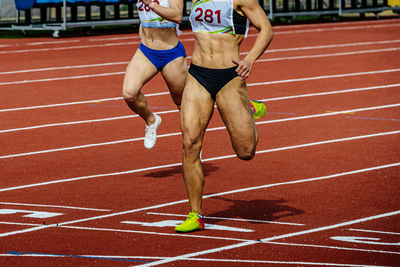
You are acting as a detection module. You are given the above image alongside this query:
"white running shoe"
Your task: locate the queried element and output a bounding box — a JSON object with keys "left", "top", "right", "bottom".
{"left": 144, "top": 115, "right": 161, "bottom": 149}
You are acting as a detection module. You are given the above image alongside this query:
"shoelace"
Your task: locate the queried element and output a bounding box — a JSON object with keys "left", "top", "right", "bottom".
{"left": 145, "top": 124, "right": 155, "bottom": 135}
{"left": 187, "top": 212, "right": 196, "bottom": 220}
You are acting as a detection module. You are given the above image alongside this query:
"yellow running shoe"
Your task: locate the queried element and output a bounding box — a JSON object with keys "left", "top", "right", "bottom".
{"left": 175, "top": 212, "right": 205, "bottom": 233}
{"left": 250, "top": 99, "right": 267, "bottom": 120}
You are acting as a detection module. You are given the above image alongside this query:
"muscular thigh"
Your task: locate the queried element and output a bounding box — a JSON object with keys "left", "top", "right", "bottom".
{"left": 181, "top": 74, "right": 214, "bottom": 144}
{"left": 123, "top": 49, "right": 158, "bottom": 96}
{"left": 216, "top": 77, "right": 256, "bottom": 148}
{"left": 162, "top": 56, "right": 188, "bottom": 105}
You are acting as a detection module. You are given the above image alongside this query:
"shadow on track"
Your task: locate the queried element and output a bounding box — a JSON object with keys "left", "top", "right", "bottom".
{"left": 207, "top": 196, "right": 304, "bottom": 223}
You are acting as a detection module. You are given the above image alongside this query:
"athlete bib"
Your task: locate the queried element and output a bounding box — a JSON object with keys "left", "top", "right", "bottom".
{"left": 189, "top": 0, "right": 248, "bottom": 35}
{"left": 137, "top": 0, "right": 177, "bottom": 28}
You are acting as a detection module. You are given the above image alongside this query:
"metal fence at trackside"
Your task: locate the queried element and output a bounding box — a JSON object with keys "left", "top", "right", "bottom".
{"left": 0, "top": 0, "right": 399, "bottom": 37}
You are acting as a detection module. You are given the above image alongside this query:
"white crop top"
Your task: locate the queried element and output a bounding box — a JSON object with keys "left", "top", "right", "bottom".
{"left": 189, "top": 0, "right": 249, "bottom": 36}
{"left": 137, "top": 0, "right": 177, "bottom": 28}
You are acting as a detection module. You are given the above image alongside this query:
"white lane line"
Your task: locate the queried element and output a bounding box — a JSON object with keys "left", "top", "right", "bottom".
{"left": 2, "top": 104, "right": 400, "bottom": 159}
{"left": 0, "top": 162, "right": 398, "bottom": 239}
{"left": 264, "top": 83, "right": 400, "bottom": 102}
{"left": 255, "top": 103, "right": 400, "bottom": 126}
{"left": 0, "top": 109, "right": 177, "bottom": 134}
{"left": 1, "top": 19, "right": 394, "bottom": 48}
{"left": 0, "top": 61, "right": 128, "bottom": 75}
{"left": 348, "top": 228, "right": 400, "bottom": 236}
{"left": 0, "top": 225, "right": 49, "bottom": 238}
{"left": 0, "top": 80, "right": 398, "bottom": 115}
{"left": 2, "top": 40, "right": 399, "bottom": 76}
{"left": 139, "top": 210, "right": 400, "bottom": 266}
{"left": 271, "top": 18, "right": 400, "bottom": 29}
{"left": 0, "top": 251, "right": 387, "bottom": 266}
{"left": 147, "top": 212, "right": 304, "bottom": 226}
{"left": 2, "top": 221, "right": 397, "bottom": 256}
{"left": 0, "top": 77, "right": 398, "bottom": 134}
{"left": 271, "top": 22, "right": 400, "bottom": 35}
{"left": 0, "top": 71, "right": 125, "bottom": 86}
{"left": 258, "top": 47, "right": 400, "bottom": 62}
{"left": 263, "top": 241, "right": 400, "bottom": 255}
{"left": 0, "top": 129, "right": 399, "bottom": 193}
{"left": 247, "top": 68, "right": 400, "bottom": 87}
{"left": 1, "top": 48, "right": 400, "bottom": 86}
{"left": 0, "top": 41, "right": 142, "bottom": 55}
{"left": 1, "top": 103, "right": 399, "bottom": 159}
{"left": 266, "top": 39, "right": 400, "bottom": 53}
{"left": 0, "top": 92, "right": 169, "bottom": 113}
{"left": 0, "top": 47, "right": 400, "bottom": 86}
{"left": 26, "top": 40, "right": 81, "bottom": 46}
{"left": 0, "top": 221, "right": 40, "bottom": 227}
{"left": 0, "top": 222, "right": 250, "bottom": 242}
{"left": 63, "top": 225, "right": 249, "bottom": 242}
{"left": 142, "top": 259, "right": 387, "bottom": 267}
{"left": 0, "top": 202, "right": 110, "bottom": 212}
{"left": 1, "top": 22, "right": 399, "bottom": 54}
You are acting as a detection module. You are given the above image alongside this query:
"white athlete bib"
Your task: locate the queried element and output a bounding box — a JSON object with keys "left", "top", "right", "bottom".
{"left": 137, "top": 0, "right": 176, "bottom": 28}
{"left": 189, "top": 0, "right": 247, "bottom": 35}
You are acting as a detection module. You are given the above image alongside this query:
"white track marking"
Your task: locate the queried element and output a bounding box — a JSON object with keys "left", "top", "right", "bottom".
{"left": 348, "top": 229, "right": 400, "bottom": 236}
{"left": 1, "top": 49, "right": 399, "bottom": 86}
{"left": 0, "top": 92, "right": 169, "bottom": 113}
{"left": 0, "top": 225, "right": 49, "bottom": 237}
{"left": 248, "top": 68, "right": 400, "bottom": 87}
{"left": 1, "top": 19, "right": 396, "bottom": 49}
{"left": 61, "top": 225, "right": 251, "bottom": 242}
{"left": 258, "top": 47, "right": 400, "bottom": 62}
{"left": 147, "top": 212, "right": 304, "bottom": 226}
{"left": 0, "top": 209, "right": 61, "bottom": 218}
{"left": 0, "top": 109, "right": 177, "bottom": 134}
{"left": 264, "top": 83, "right": 400, "bottom": 102}
{"left": 271, "top": 18, "right": 400, "bottom": 29}
{"left": 27, "top": 40, "right": 81, "bottom": 46}
{"left": 122, "top": 220, "right": 253, "bottom": 232}
{"left": 0, "top": 71, "right": 125, "bottom": 86}
{"left": 2, "top": 39, "right": 399, "bottom": 76}
{"left": 0, "top": 202, "right": 110, "bottom": 211}
{"left": 142, "top": 259, "right": 386, "bottom": 267}
{"left": 0, "top": 221, "right": 40, "bottom": 227}
{"left": 0, "top": 97, "right": 122, "bottom": 113}
{"left": 0, "top": 77, "right": 398, "bottom": 134}
{"left": 0, "top": 251, "right": 388, "bottom": 266}
{"left": 0, "top": 80, "right": 397, "bottom": 116}
{"left": 0, "top": 62, "right": 128, "bottom": 75}
{"left": 255, "top": 103, "right": 400, "bottom": 127}
{"left": 1, "top": 104, "right": 399, "bottom": 159}
{"left": 0, "top": 41, "right": 141, "bottom": 55}
{"left": 259, "top": 39, "right": 400, "bottom": 53}
{"left": 1, "top": 222, "right": 398, "bottom": 255}
{"left": 261, "top": 241, "right": 400, "bottom": 255}
{"left": 138, "top": 210, "right": 400, "bottom": 266}
{"left": 1, "top": 22, "right": 399, "bottom": 54}
{"left": 267, "top": 22, "right": 400, "bottom": 35}
{"left": 89, "top": 35, "right": 141, "bottom": 42}
{"left": 2, "top": 222, "right": 397, "bottom": 256}
{"left": 0, "top": 130, "right": 398, "bottom": 193}
{"left": 0, "top": 162, "right": 398, "bottom": 238}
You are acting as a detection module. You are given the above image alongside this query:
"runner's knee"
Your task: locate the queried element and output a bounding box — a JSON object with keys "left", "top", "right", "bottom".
{"left": 182, "top": 132, "right": 202, "bottom": 156}
{"left": 122, "top": 83, "right": 142, "bottom": 102}
{"left": 235, "top": 146, "right": 256, "bottom": 161}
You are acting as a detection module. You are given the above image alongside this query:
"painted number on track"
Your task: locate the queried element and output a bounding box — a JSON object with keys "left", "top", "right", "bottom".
{"left": 0, "top": 209, "right": 62, "bottom": 218}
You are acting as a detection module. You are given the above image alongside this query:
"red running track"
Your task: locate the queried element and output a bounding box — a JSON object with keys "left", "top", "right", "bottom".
{"left": 0, "top": 18, "right": 399, "bottom": 266}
